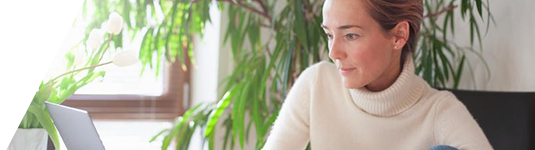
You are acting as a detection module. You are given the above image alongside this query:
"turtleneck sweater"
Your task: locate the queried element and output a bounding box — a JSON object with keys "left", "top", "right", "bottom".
{"left": 262, "top": 60, "right": 493, "bottom": 150}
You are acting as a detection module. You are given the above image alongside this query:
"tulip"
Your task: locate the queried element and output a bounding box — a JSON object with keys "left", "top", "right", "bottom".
{"left": 112, "top": 49, "right": 138, "bottom": 67}
{"left": 87, "top": 29, "right": 104, "bottom": 50}
{"left": 47, "top": 48, "right": 138, "bottom": 82}
{"left": 107, "top": 12, "right": 124, "bottom": 35}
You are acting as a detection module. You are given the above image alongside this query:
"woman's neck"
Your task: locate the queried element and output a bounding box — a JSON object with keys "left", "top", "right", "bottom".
{"left": 365, "top": 59, "right": 403, "bottom": 92}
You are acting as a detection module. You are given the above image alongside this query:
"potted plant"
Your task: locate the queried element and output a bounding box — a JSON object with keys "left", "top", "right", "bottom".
{"left": 71, "top": 0, "right": 494, "bottom": 149}
{"left": 149, "top": 0, "right": 494, "bottom": 150}
{"left": 6, "top": 0, "right": 211, "bottom": 148}
{"left": 7, "top": 12, "right": 139, "bottom": 150}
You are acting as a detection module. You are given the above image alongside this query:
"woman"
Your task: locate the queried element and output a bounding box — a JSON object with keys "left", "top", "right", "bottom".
{"left": 262, "top": 0, "right": 493, "bottom": 150}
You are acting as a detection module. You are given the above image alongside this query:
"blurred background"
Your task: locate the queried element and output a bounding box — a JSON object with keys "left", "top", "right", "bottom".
{"left": 11, "top": 0, "right": 534, "bottom": 150}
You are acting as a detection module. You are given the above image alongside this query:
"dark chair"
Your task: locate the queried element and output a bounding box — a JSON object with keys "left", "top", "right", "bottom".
{"left": 449, "top": 90, "right": 535, "bottom": 150}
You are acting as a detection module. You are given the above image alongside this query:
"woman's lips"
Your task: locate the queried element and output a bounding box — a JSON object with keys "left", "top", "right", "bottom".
{"left": 339, "top": 67, "right": 356, "bottom": 76}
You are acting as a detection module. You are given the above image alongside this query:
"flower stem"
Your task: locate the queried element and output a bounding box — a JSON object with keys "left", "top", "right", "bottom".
{"left": 98, "top": 34, "right": 114, "bottom": 63}
{"left": 50, "top": 61, "right": 113, "bottom": 82}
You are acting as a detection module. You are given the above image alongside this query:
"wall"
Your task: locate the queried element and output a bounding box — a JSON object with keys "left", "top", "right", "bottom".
{"left": 455, "top": 0, "right": 535, "bottom": 91}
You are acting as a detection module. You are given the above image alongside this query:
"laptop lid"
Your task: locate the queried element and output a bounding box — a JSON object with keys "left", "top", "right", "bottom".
{"left": 45, "top": 102, "right": 106, "bottom": 150}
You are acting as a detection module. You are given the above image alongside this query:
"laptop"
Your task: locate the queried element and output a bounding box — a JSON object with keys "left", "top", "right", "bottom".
{"left": 45, "top": 101, "right": 106, "bottom": 150}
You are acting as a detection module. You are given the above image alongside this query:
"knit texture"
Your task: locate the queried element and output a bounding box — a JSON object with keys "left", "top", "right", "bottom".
{"left": 263, "top": 60, "right": 493, "bottom": 150}
{"left": 349, "top": 59, "right": 424, "bottom": 117}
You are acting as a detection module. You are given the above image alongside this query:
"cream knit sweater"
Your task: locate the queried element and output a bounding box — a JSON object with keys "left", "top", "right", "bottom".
{"left": 263, "top": 60, "right": 493, "bottom": 150}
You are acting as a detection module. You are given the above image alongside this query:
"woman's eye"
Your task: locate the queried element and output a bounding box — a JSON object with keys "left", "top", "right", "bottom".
{"left": 346, "top": 33, "right": 359, "bottom": 40}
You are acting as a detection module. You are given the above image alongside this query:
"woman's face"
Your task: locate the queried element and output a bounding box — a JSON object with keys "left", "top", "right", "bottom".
{"left": 322, "top": 0, "right": 404, "bottom": 89}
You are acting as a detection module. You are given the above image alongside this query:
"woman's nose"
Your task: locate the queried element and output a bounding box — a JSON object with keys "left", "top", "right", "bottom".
{"left": 329, "top": 39, "right": 347, "bottom": 60}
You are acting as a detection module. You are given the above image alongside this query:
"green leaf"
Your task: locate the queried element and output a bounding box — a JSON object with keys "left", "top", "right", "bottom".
{"left": 175, "top": 103, "right": 203, "bottom": 149}
{"left": 28, "top": 105, "right": 61, "bottom": 150}
{"left": 235, "top": 81, "right": 250, "bottom": 149}
{"left": 292, "top": 0, "right": 310, "bottom": 51}
{"left": 162, "top": 118, "right": 181, "bottom": 150}
{"left": 33, "top": 82, "right": 54, "bottom": 105}
{"left": 123, "top": 0, "right": 132, "bottom": 29}
{"left": 460, "top": 0, "right": 469, "bottom": 19}
{"left": 77, "top": 71, "right": 106, "bottom": 86}
{"left": 475, "top": 0, "right": 483, "bottom": 17}
{"left": 222, "top": 119, "right": 232, "bottom": 150}
{"left": 453, "top": 55, "right": 466, "bottom": 88}
{"left": 204, "top": 85, "right": 239, "bottom": 137}
{"left": 65, "top": 52, "right": 75, "bottom": 69}
{"left": 422, "top": 39, "right": 433, "bottom": 85}
{"left": 436, "top": 46, "right": 452, "bottom": 83}
{"left": 150, "top": 129, "right": 169, "bottom": 143}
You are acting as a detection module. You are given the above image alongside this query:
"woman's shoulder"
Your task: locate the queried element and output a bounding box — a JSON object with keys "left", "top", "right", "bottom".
{"left": 427, "top": 89, "right": 493, "bottom": 149}
{"left": 413, "top": 77, "right": 464, "bottom": 110}
{"left": 433, "top": 90, "right": 464, "bottom": 109}
{"left": 423, "top": 88, "right": 475, "bottom": 126}
{"left": 419, "top": 86, "right": 466, "bottom": 113}
{"left": 413, "top": 80, "right": 472, "bottom": 121}
{"left": 428, "top": 90, "right": 465, "bottom": 109}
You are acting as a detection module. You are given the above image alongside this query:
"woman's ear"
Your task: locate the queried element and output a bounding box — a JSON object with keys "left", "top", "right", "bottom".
{"left": 391, "top": 21, "right": 410, "bottom": 50}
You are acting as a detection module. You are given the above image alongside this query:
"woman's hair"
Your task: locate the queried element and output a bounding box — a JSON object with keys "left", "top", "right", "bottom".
{"left": 362, "top": 0, "right": 423, "bottom": 64}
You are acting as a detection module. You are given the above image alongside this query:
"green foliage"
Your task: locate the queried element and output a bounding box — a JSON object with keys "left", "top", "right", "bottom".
{"left": 23, "top": 0, "right": 490, "bottom": 150}
{"left": 20, "top": 45, "right": 112, "bottom": 150}
{"left": 88, "top": 0, "right": 212, "bottom": 75}
{"left": 416, "top": 0, "right": 493, "bottom": 88}
{"left": 19, "top": 10, "right": 127, "bottom": 149}
{"left": 145, "top": 0, "right": 493, "bottom": 149}
{"left": 18, "top": 0, "right": 215, "bottom": 149}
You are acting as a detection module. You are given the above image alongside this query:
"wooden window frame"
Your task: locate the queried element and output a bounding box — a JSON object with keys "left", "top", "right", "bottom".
{"left": 63, "top": 56, "right": 191, "bottom": 120}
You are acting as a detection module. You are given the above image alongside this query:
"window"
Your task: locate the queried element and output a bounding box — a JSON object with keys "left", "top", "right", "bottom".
{"left": 63, "top": 56, "right": 190, "bottom": 120}
{"left": 74, "top": 60, "right": 164, "bottom": 96}
{"left": 54, "top": 1, "right": 195, "bottom": 121}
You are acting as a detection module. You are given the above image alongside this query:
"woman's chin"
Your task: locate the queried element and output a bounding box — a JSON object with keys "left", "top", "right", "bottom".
{"left": 342, "top": 78, "right": 366, "bottom": 89}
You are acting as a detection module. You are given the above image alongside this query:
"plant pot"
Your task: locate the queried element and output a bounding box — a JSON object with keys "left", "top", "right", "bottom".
{"left": 7, "top": 128, "right": 48, "bottom": 150}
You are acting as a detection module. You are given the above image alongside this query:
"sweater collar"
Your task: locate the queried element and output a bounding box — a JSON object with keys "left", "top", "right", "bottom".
{"left": 348, "top": 59, "right": 424, "bottom": 117}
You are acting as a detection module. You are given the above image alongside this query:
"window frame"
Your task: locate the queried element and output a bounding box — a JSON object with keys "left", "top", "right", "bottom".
{"left": 63, "top": 55, "right": 191, "bottom": 120}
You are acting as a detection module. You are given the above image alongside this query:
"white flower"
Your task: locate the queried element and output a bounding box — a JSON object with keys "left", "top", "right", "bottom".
{"left": 112, "top": 49, "right": 138, "bottom": 67}
{"left": 87, "top": 29, "right": 104, "bottom": 50}
{"left": 100, "top": 21, "right": 108, "bottom": 33}
{"left": 107, "top": 12, "right": 124, "bottom": 35}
